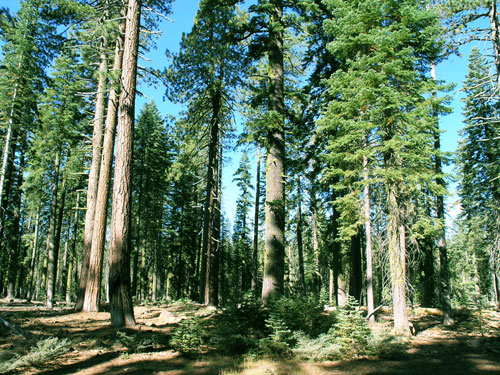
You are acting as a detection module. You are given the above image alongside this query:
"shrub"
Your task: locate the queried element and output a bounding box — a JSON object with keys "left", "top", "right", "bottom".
{"left": 0, "top": 337, "right": 70, "bottom": 373}
{"left": 268, "top": 296, "right": 334, "bottom": 338}
{"left": 292, "top": 297, "right": 371, "bottom": 361}
{"left": 367, "top": 333, "right": 409, "bottom": 359}
{"left": 170, "top": 316, "right": 209, "bottom": 355}
{"left": 114, "top": 330, "right": 164, "bottom": 353}
{"left": 209, "top": 296, "right": 269, "bottom": 355}
{"left": 329, "top": 304, "right": 371, "bottom": 357}
{"left": 292, "top": 331, "right": 342, "bottom": 361}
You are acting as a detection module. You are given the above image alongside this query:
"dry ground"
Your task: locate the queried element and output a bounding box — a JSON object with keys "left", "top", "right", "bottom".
{"left": 1, "top": 300, "right": 499, "bottom": 375}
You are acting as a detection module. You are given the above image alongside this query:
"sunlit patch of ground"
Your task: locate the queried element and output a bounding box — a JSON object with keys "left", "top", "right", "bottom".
{"left": 1, "top": 300, "right": 499, "bottom": 375}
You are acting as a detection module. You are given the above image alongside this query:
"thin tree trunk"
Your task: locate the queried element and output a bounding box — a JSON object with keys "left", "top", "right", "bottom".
{"left": 431, "top": 63, "right": 454, "bottom": 326}
{"left": 363, "top": 153, "right": 375, "bottom": 324}
{"left": 0, "top": 71, "right": 20, "bottom": 232}
{"left": 66, "top": 192, "right": 80, "bottom": 304}
{"left": 251, "top": 144, "right": 261, "bottom": 294}
{"left": 83, "top": 19, "right": 125, "bottom": 313}
{"left": 296, "top": 175, "right": 306, "bottom": 296}
{"left": 27, "top": 211, "right": 40, "bottom": 302}
{"left": 54, "top": 179, "right": 67, "bottom": 293}
{"left": 312, "top": 208, "right": 321, "bottom": 295}
{"left": 6, "top": 157, "right": 23, "bottom": 300}
{"left": 140, "top": 240, "right": 146, "bottom": 300}
{"left": 262, "top": 0, "right": 285, "bottom": 305}
{"left": 210, "top": 140, "right": 223, "bottom": 305}
{"left": 329, "top": 268, "right": 334, "bottom": 305}
{"left": 132, "top": 218, "right": 140, "bottom": 297}
{"left": 59, "top": 239, "right": 69, "bottom": 297}
{"left": 350, "top": 231, "right": 362, "bottom": 302}
{"left": 46, "top": 152, "right": 61, "bottom": 308}
{"left": 108, "top": 0, "right": 141, "bottom": 327}
{"left": 489, "top": 0, "right": 500, "bottom": 86}
{"left": 75, "top": 41, "right": 109, "bottom": 311}
{"left": 201, "top": 87, "right": 222, "bottom": 306}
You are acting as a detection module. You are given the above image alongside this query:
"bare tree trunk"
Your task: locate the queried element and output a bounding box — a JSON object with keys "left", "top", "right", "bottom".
{"left": 296, "top": 175, "right": 306, "bottom": 296}
{"left": 363, "top": 153, "right": 375, "bottom": 324}
{"left": 108, "top": 0, "right": 141, "bottom": 327}
{"left": 210, "top": 140, "right": 223, "bottom": 305}
{"left": 75, "top": 42, "right": 109, "bottom": 311}
{"left": 489, "top": 0, "right": 500, "bottom": 86}
{"left": 201, "top": 87, "right": 222, "bottom": 306}
{"left": 431, "top": 63, "right": 454, "bottom": 326}
{"left": 387, "top": 186, "right": 410, "bottom": 335}
{"left": 66, "top": 192, "right": 80, "bottom": 304}
{"left": 27, "top": 211, "right": 40, "bottom": 302}
{"left": 262, "top": 0, "right": 285, "bottom": 305}
{"left": 350, "top": 231, "right": 362, "bottom": 302}
{"left": 46, "top": 152, "right": 61, "bottom": 308}
{"left": 54, "top": 179, "right": 67, "bottom": 293}
{"left": 6, "top": 157, "right": 23, "bottom": 301}
{"left": 83, "top": 19, "right": 125, "bottom": 313}
{"left": 251, "top": 145, "right": 261, "bottom": 294}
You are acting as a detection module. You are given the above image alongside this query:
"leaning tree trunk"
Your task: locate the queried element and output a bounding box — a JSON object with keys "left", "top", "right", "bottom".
{"left": 83, "top": 19, "right": 125, "bottom": 313}
{"left": 262, "top": 0, "right": 285, "bottom": 305}
{"left": 108, "top": 0, "right": 141, "bottom": 327}
{"left": 75, "top": 41, "right": 109, "bottom": 311}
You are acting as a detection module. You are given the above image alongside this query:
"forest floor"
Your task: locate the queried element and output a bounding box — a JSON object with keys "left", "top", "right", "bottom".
{"left": 0, "top": 299, "right": 499, "bottom": 375}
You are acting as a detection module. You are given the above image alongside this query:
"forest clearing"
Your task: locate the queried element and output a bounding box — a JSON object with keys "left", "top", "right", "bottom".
{"left": 1, "top": 0, "right": 500, "bottom": 374}
{"left": 1, "top": 299, "right": 500, "bottom": 375}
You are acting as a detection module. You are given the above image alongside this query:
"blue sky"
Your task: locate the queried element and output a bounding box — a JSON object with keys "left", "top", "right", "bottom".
{"left": 0, "top": 0, "right": 475, "bottom": 227}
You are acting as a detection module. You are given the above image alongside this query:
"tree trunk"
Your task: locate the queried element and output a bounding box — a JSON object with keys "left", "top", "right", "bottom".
{"left": 75, "top": 41, "right": 109, "bottom": 311}
{"left": 27, "top": 211, "right": 40, "bottom": 302}
{"left": 489, "top": 0, "right": 500, "bottom": 86}
{"left": 296, "top": 175, "right": 306, "bottom": 296}
{"left": 201, "top": 87, "right": 222, "bottom": 306}
{"left": 431, "top": 63, "right": 454, "bottom": 326}
{"left": 46, "top": 152, "right": 61, "bottom": 308}
{"left": 83, "top": 19, "right": 125, "bottom": 313}
{"left": 210, "top": 140, "right": 223, "bottom": 305}
{"left": 363, "top": 153, "right": 375, "bottom": 323}
{"left": 108, "top": 0, "right": 141, "bottom": 327}
{"left": 350, "top": 231, "right": 362, "bottom": 302}
{"left": 262, "top": 0, "right": 285, "bottom": 305}
{"left": 251, "top": 144, "right": 261, "bottom": 294}
{"left": 132, "top": 219, "right": 140, "bottom": 296}
{"left": 6, "top": 159, "right": 23, "bottom": 300}
{"left": 66, "top": 192, "right": 80, "bottom": 303}
{"left": 387, "top": 186, "right": 410, "bottom": 335}
{"left": 0, "top": 75, "right": 20, "bottom": 235}
{"left": 54, "top": 179, "right": 67, "bottom": 293}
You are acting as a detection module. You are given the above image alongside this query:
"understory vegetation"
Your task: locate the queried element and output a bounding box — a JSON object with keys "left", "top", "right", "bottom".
{"left": 169, "top": 296, "right": 407, "bottom": 360}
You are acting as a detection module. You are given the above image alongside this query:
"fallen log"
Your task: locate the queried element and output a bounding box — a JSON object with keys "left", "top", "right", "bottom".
{"left": 0, "top": 314, "right": 34, "bottom": 341}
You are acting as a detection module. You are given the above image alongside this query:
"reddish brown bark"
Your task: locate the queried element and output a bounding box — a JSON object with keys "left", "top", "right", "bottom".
{"left": 108, "top": 0, "right": 141, "bottom": 327}
{"left": 83, "top": 17, "right": 124, "bottom": 313}
{"left": 75, "top": 41, "right": 108, "bottom": 312}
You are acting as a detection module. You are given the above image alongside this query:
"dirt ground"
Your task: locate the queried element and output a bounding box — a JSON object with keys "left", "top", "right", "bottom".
{"left": 1, "top": 299, "right": 499, "bottom": 375}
